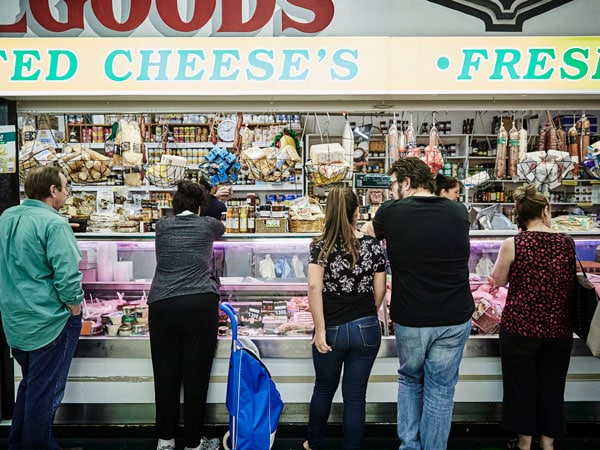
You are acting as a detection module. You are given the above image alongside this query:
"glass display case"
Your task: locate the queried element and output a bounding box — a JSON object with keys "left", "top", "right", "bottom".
{"left": 33, "top": 232, "right": 600, "bottom": 426}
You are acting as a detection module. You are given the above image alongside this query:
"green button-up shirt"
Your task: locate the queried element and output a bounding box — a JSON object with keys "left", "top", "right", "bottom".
{"left": 0, "top": 199, "right": 83, "bottom": 351}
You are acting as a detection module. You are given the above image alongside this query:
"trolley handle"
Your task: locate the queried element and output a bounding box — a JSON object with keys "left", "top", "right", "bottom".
{"left": 219, "top": 302, "right": 238, "bottom": 340}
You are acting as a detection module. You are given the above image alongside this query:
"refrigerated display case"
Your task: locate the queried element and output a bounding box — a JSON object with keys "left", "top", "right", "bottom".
{"left": 20, "top": 232, "right": 600, "bottom": 426}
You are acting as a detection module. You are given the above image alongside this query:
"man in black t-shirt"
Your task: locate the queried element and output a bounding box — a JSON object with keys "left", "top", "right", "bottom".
{"left": 370, "top": 158, "right": 474, "bottom": 450}
{"left": 198, "top": 176, "right": 231, "bottom": 220}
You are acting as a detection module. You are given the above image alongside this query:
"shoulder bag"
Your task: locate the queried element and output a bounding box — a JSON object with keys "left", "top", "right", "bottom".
{"left": 586, "top": 302, "right": 600, "bottom": 358}
{"left": 569, "top": 239, "right": 600, "bottom": 342}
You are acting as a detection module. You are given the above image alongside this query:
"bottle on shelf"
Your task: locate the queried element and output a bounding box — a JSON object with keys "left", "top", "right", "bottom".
{"left": 247, "top": 206, "right": 256, "bottom": 233}
{"left": 239, "top": 206, "right": 248, "bottom": 233}
{"left": 226, "top": 207, "right": 234, "bottom": 233}
{"left": 231, "top": 207, "right": 239, "bottom": 233}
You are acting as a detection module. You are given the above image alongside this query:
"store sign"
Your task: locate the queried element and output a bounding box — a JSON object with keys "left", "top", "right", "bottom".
{"left": 0, "top": 126, "right": 17, "bottom": 174}
{"left": 0, "top": 36, "right": 599, "bottom": 96}
{"left": 0, "top": 0, "right": 334, "bottom": 36}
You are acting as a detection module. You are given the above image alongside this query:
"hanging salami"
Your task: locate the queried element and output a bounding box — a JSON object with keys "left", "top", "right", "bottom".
{"left": 568, "top": 123, "right": 579, "bottom": 176}
{"left": 518, "top": 124, "right": 528, "bottom": 158}
{"left": 537, "top": 127, "right": 547, "bottom": 152}
{"left": 508, "top": 121, "right": 519, "bottom": 178}
{"left": 495, "top": 123, "right": 508, "bottom": 179}
{"left": 388, "top": 118, "right": 399, "bottom": 163}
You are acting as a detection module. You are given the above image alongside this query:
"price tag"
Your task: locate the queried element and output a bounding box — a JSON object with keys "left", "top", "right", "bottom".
{"left": 274, "top": 301, "right": 289, "bottom": 318}
{"left": 261, "top": 300, "right": 274, "bottom": 313}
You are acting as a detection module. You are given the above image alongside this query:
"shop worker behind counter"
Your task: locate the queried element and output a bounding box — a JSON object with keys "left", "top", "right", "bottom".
{"left": 198, "top": 175, "right": 233, "bottom": 220}
{"left": 362, "top": 157, "right": 474, "bottom": 450}
{"left": 148, "top": 179, "right": 225, "bottom": 450}
{"left": 0, "top": 166, "right": 84, "bottom": 450}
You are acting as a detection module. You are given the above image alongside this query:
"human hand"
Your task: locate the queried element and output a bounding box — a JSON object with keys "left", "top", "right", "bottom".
{"left": 215, "top": 185, "right": 233, "bottom": 202}
{"left": 67, "top": 303, "right": 82, "bottom": 316}
{"left": 487, "top": 276, "right": 499, "bottom": 295}
{"left": 360, "top": 221, "right": 375, "bottom": 237}
{"left": 311, "top": 330, "right": 332, "bottom": 354}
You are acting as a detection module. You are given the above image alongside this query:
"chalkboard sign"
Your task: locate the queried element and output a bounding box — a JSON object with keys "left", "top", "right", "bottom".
{"left": 354, "top": 173, "right": 391, "bottom": 189}
{"left": 0, "top": 173, "right": 18, "bottom": 215}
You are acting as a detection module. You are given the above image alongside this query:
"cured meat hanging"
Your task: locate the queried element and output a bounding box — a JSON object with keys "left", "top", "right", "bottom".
{"left": 508, "top": 120, "right": 519, "bottom": 178}
{"left": 424, "top": 117, "right": 443, "bottom": 175}
{"left": 388, "top": 113, "right": 399, "bottom": 164}
{"left": 495, "top": 122, "right": 508, "bottom": 179}
{"left": 568, "top": 116, "right": 579, "bottom": 176}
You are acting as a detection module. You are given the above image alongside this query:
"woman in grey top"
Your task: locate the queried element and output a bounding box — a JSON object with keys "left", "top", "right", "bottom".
{"left": 149, "top": 180, "right": 225, "bottom": 450}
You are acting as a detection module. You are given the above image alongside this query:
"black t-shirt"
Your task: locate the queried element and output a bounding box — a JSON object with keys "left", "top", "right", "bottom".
{"left": 201, "top": 195, "right": 227, "bottom": 220}
{"left": 309, "top": 235, "right": 386, "bottom": 326}
{"left": 373, "top": 196, "right": 474, "bottom": 327}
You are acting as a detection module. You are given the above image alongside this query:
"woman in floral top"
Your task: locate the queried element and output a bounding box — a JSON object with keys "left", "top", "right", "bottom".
{"left": 491, "top": 183, "right": 576, "bottom": 450}
{"left": 302, "top": 186, "right": 387, "bottom": 450}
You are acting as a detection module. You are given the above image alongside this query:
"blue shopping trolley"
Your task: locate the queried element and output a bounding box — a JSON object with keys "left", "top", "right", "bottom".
{"left": 219, "top": 302, "right": 284, "bottom": 450}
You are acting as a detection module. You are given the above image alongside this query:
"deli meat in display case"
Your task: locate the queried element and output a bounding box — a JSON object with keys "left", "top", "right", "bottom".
{"left": 27, "top": 232, "right": 600, "bottom": 426}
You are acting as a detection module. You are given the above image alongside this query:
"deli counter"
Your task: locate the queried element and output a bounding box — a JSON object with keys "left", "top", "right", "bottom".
{"left": 19, "top": 231, "right": 600, "bottom": 426}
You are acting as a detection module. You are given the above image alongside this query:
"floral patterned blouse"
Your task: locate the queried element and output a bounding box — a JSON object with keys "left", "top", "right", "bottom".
{"left": 501, "top": 231, "right": 575, "bottom": 338}
{"left": 309, "top": 235, "right": 386, "bottom": 325}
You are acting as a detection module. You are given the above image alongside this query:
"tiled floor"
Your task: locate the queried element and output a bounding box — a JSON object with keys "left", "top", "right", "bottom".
{"left": 1, "top": 423, "right": 599, "bottom": 450}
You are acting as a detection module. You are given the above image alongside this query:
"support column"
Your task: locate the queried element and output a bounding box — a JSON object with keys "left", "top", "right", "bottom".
{"left": 0, "top": 97, "right": 18, "bottom": 420}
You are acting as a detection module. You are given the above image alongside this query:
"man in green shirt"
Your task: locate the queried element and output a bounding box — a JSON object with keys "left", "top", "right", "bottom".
{"left": 0, "top": 166, "right": 83, "bottom": 450}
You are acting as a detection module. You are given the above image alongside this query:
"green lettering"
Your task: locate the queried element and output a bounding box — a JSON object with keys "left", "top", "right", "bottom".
{"left": 104, "top": 50, "right": 133, "bottom": 82}
{"left": 46, "top": 50, "right": 77, "bottom": 81}
{"left": 592, "top": 48, "right": 600, "bottom": 80}
{"left": 490, "top": 49, "right": 521, "bottom": 80}
{"left": 174, "top": 50, "right": 205, "bottom": 81}
{"left": 524, "top": 48, "right": 555, "bottom": 80}
{"left": 278, "top": 49, "right": 309, "bottom": 81}
{"left": 457, "top": 49, "right": 488, "bottom": 80}
{"left": 137, "top": 50, "right": 171, "bottom": 81}
{"left": 209, "top": 50, "right": 240, "bottom": 81}
{"left": 560, "top": 47, "right": 588, "bottom": 80}
{"left": 11, "top": 50, "right": 41, "bottom": 81}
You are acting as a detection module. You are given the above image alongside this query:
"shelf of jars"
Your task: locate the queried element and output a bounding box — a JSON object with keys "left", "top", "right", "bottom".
{"left": 64, "top": 112, "right": 300, "bottom": 144}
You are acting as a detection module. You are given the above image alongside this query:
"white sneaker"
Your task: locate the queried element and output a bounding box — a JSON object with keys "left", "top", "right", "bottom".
{"left": 157, "top": 438, "right": 176, "bottom": 450}
{"left": 200, "top": 436, "right": 221, "bottom": 450}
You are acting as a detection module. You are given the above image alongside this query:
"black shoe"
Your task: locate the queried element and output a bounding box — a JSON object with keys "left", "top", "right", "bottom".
{"left": 507, "top": 440, "right": 524, "bottom": 450}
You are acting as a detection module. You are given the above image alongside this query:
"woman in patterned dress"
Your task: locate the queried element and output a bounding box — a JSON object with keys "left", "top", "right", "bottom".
{"left": 302, "top": 186, "right": 387, "bottom": 450}
{"left": 491, "top": 183, "right": 576, "bottom": 450}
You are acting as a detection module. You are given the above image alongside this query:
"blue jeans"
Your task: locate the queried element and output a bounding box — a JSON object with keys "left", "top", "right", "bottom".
{"left": 394, "top": 320, "right": 471, "bottom": 450}
{"left": 9, "top": 314, "right": 81, "bottom": 450}
{"left": 307, "top": 315, "right": 381, "bottom": 450}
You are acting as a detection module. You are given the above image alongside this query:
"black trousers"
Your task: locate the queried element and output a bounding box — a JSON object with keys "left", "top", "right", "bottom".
{"left": 499, "top": 328, "right": 573, "bottom": 438}
{"left": 149, "top": 293, "right": 219, "bottom": 448}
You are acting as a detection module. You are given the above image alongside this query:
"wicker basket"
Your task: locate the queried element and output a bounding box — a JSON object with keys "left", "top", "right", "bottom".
{"left": 289, "top": 197, "right": 324, "bottom": 233}
{"left": 289, "top": 217, "right": 323, "bottom": 233}
{"left": 58, "top": 146, "right": 113, "bottom": 184}
{"left": 305, "top": 162, "right": 349, "bottom": 186}
{"left": 19, "top": 148, "right": 58, "bottom": 181}
{"left": 145, "top": 164, "right": 187, "bottom": 188}
{"left": 255, "top": 218, "right": 288, "bottom": 233}
{"left": 244, "top": 158, "right": 295, "bottom": 182}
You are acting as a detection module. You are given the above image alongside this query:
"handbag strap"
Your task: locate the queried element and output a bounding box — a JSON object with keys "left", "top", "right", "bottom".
{"left": 568, "top": 235, "right": 590, "bottom": 279}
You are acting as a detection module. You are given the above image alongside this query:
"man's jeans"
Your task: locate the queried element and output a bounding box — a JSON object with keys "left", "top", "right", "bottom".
{"left": 394, "top": 320, "right": 471, "bottom": 450}
{"left": 307, "top": 315, "right": 381, "bottom": 450}
{"left": 9, "top": 314, "right": 81, "bottom": 450}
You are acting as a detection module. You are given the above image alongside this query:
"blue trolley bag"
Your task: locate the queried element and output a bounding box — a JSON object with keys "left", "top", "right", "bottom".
{"left": 220, "top": 302, "right": 284, "bottom": 450}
